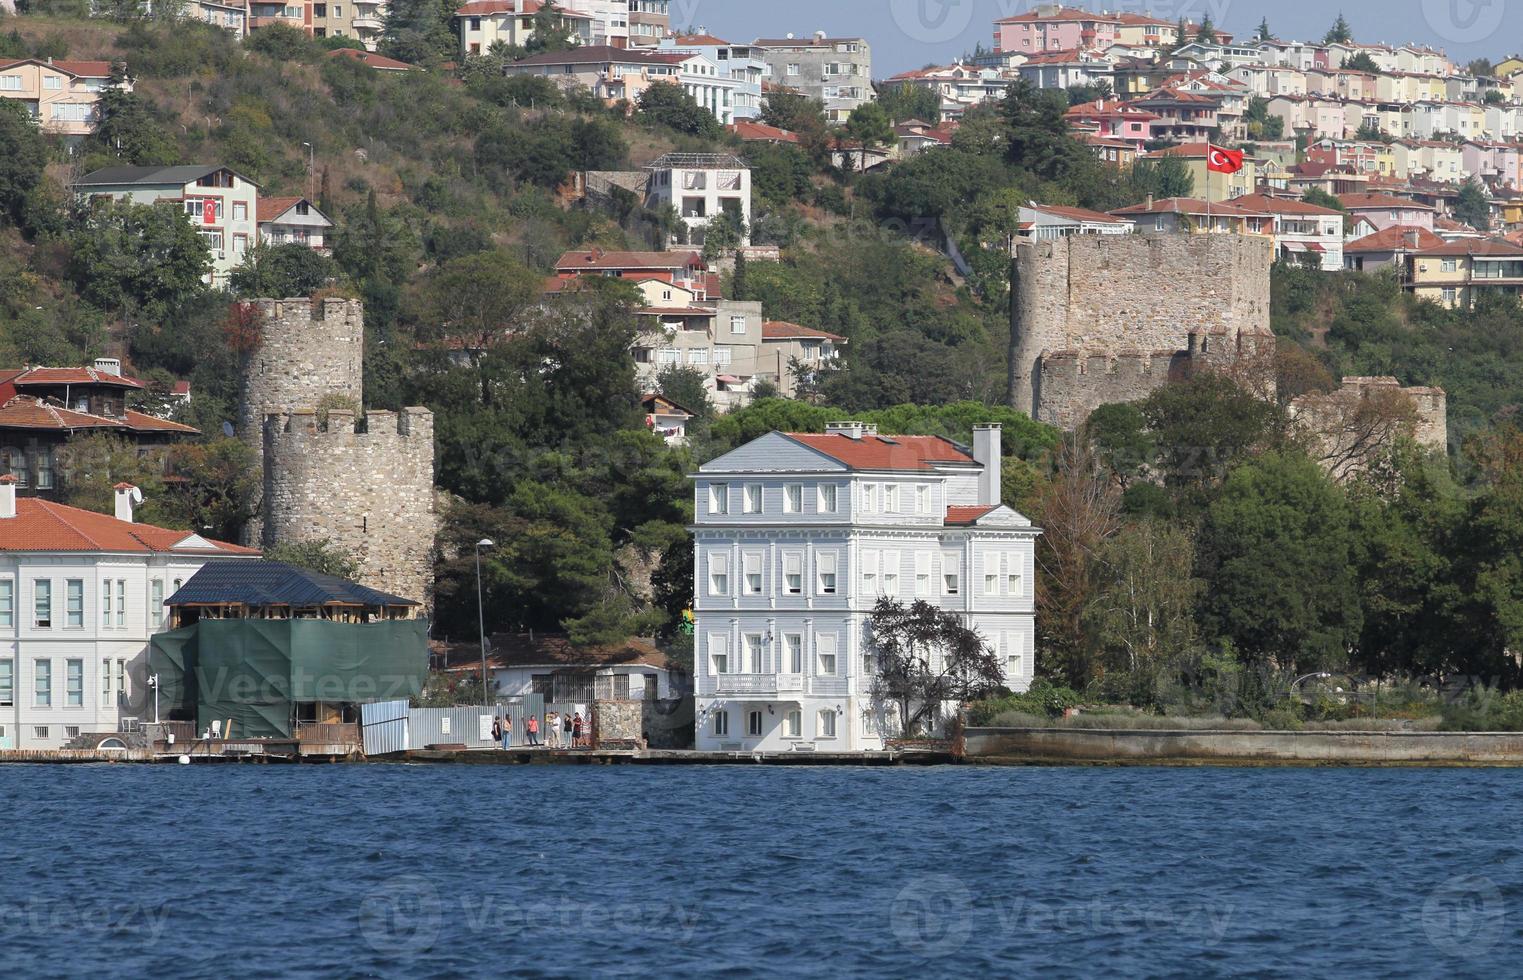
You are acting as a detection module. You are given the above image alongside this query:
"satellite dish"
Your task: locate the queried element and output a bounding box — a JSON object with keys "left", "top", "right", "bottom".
{"left": 222, "top": 421, "right": 235, "bottom": 437}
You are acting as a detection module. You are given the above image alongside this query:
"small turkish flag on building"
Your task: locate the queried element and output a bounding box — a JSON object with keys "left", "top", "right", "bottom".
{"left": 1206, "top": 144, "right": 1245, "bottom": 174}
{"left": 202, "top": 199, "right": 216, "bottom": 225}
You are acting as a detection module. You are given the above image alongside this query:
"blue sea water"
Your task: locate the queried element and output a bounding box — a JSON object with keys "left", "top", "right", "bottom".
{"left": 1, "top": 764, "right": 1519, "bottom": 978}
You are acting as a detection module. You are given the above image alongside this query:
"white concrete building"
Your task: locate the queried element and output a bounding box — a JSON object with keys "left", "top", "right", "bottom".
{"left": 0, "top": 482, "right": 258, "bottom": 750}
{"left": 692, "top": 423, "right": 1039, "bottom": 753}
{"left": 644, "top": 152, "right": 751, "bottom": 248}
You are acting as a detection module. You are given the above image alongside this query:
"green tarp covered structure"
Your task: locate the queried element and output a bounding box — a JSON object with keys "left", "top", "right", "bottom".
{"left": 148, "top": 618, "right": 429, "bottom": 738}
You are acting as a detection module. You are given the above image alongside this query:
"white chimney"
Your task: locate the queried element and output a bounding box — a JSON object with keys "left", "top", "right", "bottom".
{"left": 0, "top": 475, "right": 15, "bottom": 519}
{"left": 93, "top": 357, "right": 122, "bottom": 376}
{"left": 826, "top": 421, "right": 867, "bottom": 440}
{"left": 972, "top": 424, "right": 1002, "bottom": 508}
{"left": 114, "top": 483, "right": 143, "bottom": 523}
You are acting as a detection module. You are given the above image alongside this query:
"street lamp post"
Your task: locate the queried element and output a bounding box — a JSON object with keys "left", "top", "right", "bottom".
{"left": 476, "top": 539, "right": 495, "bottom": 708}
{"left": 301, "top": 141, "right": 314, "bottom": 196}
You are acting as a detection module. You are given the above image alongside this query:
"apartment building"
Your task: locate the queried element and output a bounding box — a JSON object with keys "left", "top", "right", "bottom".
{"left": 560, "top": 0, "right": 628, "bottom": 47}
{"left": 881, "top": 63, "right": 1018, "bottom": 122}
{"left": 454, "top": 0, "right": 594, "bottom": 56}
{"left": 0, "top": 482, "right": 258, "bottom": 750}
{"left": 248, "top": 0, "right": 313, "bottom": 35}
{"left": 184, "top": 0, "right": 249, "bottom": 38}
{"left": 993, "top": 6, "right": 1120, "bottom": 54}
{"left": 500, "top": 46, "right": 737, "bottom": 122}
{"left": 753, "top": 32, "right": 871, "bottom": 124}
{"left": 634, "top": 292, "right": 765, "bottom": 412}
{"left": 0, "top": 58, "right": 128, "bottom": 138}
{"left": 75, "top": 165, "right": 260, "bottom": 284}
{"left": 658, "top": 33, "right": 766, "bottom": 120}
{"left": 644, "top": 152, "right": 752, "bottom": 248}
{"left": 1379, "top": 238, "right": 1523, "bottom": 308}
{"left": 692, "top": 422, "right": 1037, "bottom": 752}
{"left": 625, "top": 0, "right": 670, "bottom": 47}
{"left": 1337, "top": 193, "right": 1436, "bottom": 232}
{"left": 310, "top": 0, "right": 385, "bottom": 48}
{"left": 1233, "top": 194, "right": 1345, "bottom": 271}
{"left": 1110, "top": 197, "right": 1273, "bottom": 236}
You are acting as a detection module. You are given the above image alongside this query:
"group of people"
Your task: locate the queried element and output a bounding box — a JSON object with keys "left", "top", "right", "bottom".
{"left": 490, "top": 710, "right": 588, "bottom": 750}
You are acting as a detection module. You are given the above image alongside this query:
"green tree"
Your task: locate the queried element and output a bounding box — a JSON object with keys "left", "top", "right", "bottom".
{"left": 55, "top": 433, "right": 168, "bottom": 522}
{"left": 1255, "top": 18, "right": 1274, "bottom": 42}
{"left": 1343, "top": 51, "right": 1379, "bottom": 73}
{"left": 164, "top": 437, "right": 261, "bottom": 543}
{"left": 1140, "top": 372, "right": 1283, "bottom": 509}
{"left": 380, "top": 0, "right": 455, "bottom": 65}
{"left": 637, "top": 82, "right": 721, "bottom": 138}
{"left": 1129, "top": 155, "right": 1194, "bottom": 199}
{"left": 655, "top": 364, "right": 716, "bottom": 421}
{"left": 265, "top": 538, "right": 362, "bottom": 579}
{"left": 1301, "top": 187, "right": 1344, "bottom": 213}
{"left": 867, "top": 597, "right": 1006, "bottom": 738}
{"left": 1455, "top": 178, "right": 1491, "bottom": 230}
{"left": 1194, "top": 13, "right": 1217, "bottom": 43}
{"left": 876, "top": 83, "right": 941, "bottom": 123}
{"left": 842, "top": 101, "right": 897, "bottom": 171}
{"left": 228, "top": 243, "right": 342, "bottom": 298}
{"left": 1197, "top": 450, "right": 1362, "bottom": 673}
{"left": 1324, "top": 13, "right": 1353, "bottom": 45}
{"left": 0, "top": 100, "right": 45, "bottom": 229}
{"left": 522, "top": 1, "right": 580, "bottom": 54}
{"left": 412, "top": 249, "right": 541, "bottom": 351}
{"left": 998, "top": 80, "right": 1101, "bottom": 188}
{"left": 66, "top": 199, "right": 210, "bottom": 320}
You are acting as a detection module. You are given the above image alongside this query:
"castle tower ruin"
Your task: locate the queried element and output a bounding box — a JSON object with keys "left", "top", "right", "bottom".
{"left": 1009, "top": 234, "right": 1276, "bottom": 429}
{"left": 238, "top": 297, "right": 438, "bottom": 605}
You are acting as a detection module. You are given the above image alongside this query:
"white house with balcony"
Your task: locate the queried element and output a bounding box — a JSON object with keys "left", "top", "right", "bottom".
{"left": 691, "top": 422, "right": 1039, "bottom": 753}
{"left": 256, "top": 196, "right": 333, "bottom": 253}
{"left": 74, "top": 164, "right": 260, "bottom": 285}
{"left": 644, "top": 152, "right": 751, "bottom": 248}
{"left": 0, "top": 481, "right": 258, "bottom": 751}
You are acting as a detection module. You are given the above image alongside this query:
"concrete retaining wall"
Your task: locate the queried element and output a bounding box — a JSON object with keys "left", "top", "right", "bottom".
{"left": 963, "top": 727, "right": 1523, "bottom": 765}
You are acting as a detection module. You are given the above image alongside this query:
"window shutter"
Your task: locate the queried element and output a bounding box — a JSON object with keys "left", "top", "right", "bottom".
{"left": 783, "top": 552, "right": 801, "bottom": 578}
{"left": 916, "top": 552, "right": 932, "bottom": 594}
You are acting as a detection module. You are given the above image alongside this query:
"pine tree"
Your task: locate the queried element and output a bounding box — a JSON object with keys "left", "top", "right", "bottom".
{"left": 1195, "top": 14, "right": 1218, "bottom": 44}
{"left": 1255, "top": 18, "right": 1273, "bottom": 42}
{"left": 1324, "top": 13, "right": 1353, "bottom": 45}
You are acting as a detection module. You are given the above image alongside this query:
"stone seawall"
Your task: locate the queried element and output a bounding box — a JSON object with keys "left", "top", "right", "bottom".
{"left": 963, "top": 727, "right": 1523, "bottom": 766}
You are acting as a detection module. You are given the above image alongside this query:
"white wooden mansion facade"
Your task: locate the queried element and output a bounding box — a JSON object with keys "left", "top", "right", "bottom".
{"left": 0, "top": 483, "right": 258, "bottom": 750}
{"left": 692, "top": 422, "right": 1039, "bottom": 753}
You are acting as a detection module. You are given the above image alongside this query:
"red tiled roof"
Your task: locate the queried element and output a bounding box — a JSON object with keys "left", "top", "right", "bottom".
{"left": 670, "top": 32, "right": 730, "bottom": 45}
{"left": 945, "top": 505, "right": 996, "bottom": 526}
{"left": 1109, "top": 197, "right": 1270, "bottom": 217}
{"left": 783, "top": 433, "right": 974, "bottom": 471}
{"left": 761, "top": 321, "right": 846, "bottom": 342}
{"left": 1028, "top": 202, "right": 1131, "bottom": 224}
{"left": 0, "top": 396, "right": 198, "bottom": 435}
{"left": 327, "top": 48, "right": 418, "bottom": 71}
{"left": 0, "top": 58, "right": 113, "bottom": 77}
{"left": 1338, "top": 193, "right": 1436, "bottom": 210}
{"left": 255, "top": 196, "right": 322, "bottom": 223}
{"left": 555, "top": 249, "right": 703, "bottom": 271}
{"left": 996, "top": 5, "right": 1120, "bottom": 24}
{"left": 727, "top": 120, "right": 800, "bottom": 143}
{"left": 13, "top": 367, "right": 143, "bottom": 389}
{"left": 1232, "top": 193, "right": 1343, "bottom": 216}
{"left": 1343, "top": 225, "right": 1445, "bottom": 252}
{"left": 0, "top": 498, "right": 257, "bottom": 554}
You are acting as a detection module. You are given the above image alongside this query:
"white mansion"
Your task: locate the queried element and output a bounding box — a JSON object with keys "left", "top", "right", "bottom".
{"left": 0, "top": 481, "right": 257, "bottom": 750}
{"left": 692, "top": 422, "right": 1039, "bottom": 753}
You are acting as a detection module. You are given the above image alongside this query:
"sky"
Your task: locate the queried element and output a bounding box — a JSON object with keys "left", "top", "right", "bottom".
{"left": 683, "top": 0, "right": 1523, "bottom": 76}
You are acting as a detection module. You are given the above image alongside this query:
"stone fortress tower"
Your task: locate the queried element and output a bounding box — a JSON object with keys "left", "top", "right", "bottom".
{"left": 238, "top": 297, "right": 437, "bottom": 605}
{"left": 1009, "top": 234, "right": 1276, "bottom": 429}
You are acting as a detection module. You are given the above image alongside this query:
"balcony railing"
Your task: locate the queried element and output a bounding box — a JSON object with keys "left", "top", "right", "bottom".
{"left": 715, "top": 674, "right": 779, "bottom": 695}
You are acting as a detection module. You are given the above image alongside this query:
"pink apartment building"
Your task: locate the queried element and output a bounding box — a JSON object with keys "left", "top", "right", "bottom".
{"left": 994, "top": 5, "right": 1119, "bottom": 54}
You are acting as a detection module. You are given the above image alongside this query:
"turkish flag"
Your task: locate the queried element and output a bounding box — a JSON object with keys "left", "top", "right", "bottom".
{"left": 202, "top": 199, "right": 216, "bottom": 225}
{"left": 1206, "top": 145, "right": 1245, "bottom": 174}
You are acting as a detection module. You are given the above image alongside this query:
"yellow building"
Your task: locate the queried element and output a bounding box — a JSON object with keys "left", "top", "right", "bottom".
{"left": 0, "top": 57, "right": 129, "bottom": 137}
{"left": 1147, "top": 143, "right": 1258, "bottom": 202}
{"left": 1402, "top": 240, "right": 1523, "bottom": 308}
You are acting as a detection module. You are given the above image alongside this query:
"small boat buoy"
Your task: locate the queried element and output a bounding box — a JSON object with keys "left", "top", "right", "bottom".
{"left": 178, "top": 755, "right": 191, "bottom": 765}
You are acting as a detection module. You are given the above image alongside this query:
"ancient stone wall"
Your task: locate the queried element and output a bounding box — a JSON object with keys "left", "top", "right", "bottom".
{"left": 1291, "top": 377, "right": 1449, "bottom": 480}
{"left": 262, "top": 408, "right": 438, "bottom": 604}
{"left": 1012, "top": 234, "right": 1275, "bottom": 427}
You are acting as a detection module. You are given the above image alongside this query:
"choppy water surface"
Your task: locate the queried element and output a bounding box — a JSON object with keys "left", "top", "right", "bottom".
{"left": 2, "top": 764, "right": 1519, "bottom": 977}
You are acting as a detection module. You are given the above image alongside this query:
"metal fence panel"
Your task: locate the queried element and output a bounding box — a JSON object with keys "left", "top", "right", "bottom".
{"left": 407, "top": 696, "right": 546, "bottom": 749}
{"left": 360, "top": 699, "right": 410, "bottom": 756}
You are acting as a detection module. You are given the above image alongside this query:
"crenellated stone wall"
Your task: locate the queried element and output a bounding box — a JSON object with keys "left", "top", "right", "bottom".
{"left": 1011, "top": 234, "right": 1276, "bottom": 428}
{"left": 237, "top": 297, "right": 438, "bottom": 606}
{"left": 262, "top": 409, "right": 437, "bottom": 605}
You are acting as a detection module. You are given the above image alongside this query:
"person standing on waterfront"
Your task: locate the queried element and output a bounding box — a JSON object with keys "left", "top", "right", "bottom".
{"left": 526, "top": 713, "right": 541, "bottom": 747}
{"left": 501, "top": 713, "right": 512, "bottom": 749}
{"left": 572, "top": 712, "right": 585, "bottom": 748}
{"left": 491, "top": 717, "right": 502, "bottom": 747}
{"left": 545, "top": 711, "right": 560, "bottom": 749}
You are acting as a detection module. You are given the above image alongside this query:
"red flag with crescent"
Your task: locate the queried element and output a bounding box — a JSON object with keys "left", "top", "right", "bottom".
{"left": 1206, "top": 144, "right": 1245, "bottom": 174}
